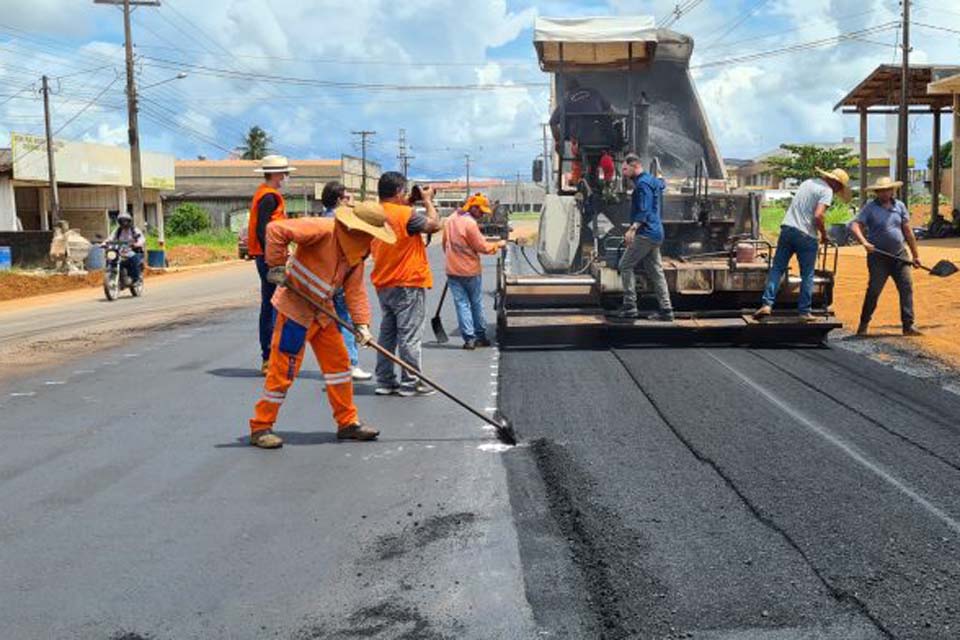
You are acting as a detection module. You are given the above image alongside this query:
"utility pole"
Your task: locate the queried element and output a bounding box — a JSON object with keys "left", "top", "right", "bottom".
{"left": 541, "top": 123, "right": 551, "bottom": 194}
{"left": 351, "top": 130, "right": 375, "bottom": 200}
{"left": 515, "top": 172, "right": 521, "bottom": 214}
{"left": 397, "top": 128, "right": 414, "bottom": 178}
{"left": 464, "top": 153, "right": 471, "bottom": 199}
{"left": 41, "top": 75, "right": 61, "bottom": 227}
{"left": 898, "top": 0, "right": 910, "bottom": 200}
{"left": 94, "top": 0, "right": 161, "bottom": 243}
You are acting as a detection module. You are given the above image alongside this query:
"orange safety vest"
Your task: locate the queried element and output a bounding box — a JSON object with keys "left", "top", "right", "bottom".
{"left": 370, "top": 201, "right": 433, "bottom": 289}
{"left": 247, "top": 184, "right": 286, "bottom": 257}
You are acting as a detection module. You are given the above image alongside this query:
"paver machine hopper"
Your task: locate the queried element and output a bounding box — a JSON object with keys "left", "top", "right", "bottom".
{"left": 497, "top": 16, "right": 840, "bottom": 345}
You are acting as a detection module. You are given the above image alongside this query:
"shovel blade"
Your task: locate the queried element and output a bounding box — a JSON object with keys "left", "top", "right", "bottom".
{"left": 431, "top": 316, "right": 449, "bottom": 343}
{"left": 930, "top": 260, "right": 959, "bottom": 278}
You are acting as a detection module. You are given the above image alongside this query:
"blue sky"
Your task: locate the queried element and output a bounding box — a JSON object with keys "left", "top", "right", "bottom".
{"left": 1, "top": 0, "right": 958, "bottom": 180}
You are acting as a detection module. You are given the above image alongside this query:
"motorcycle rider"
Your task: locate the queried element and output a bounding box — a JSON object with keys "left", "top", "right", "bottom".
{"left": 110, "top": 211, "right": 146, "bottom": 284}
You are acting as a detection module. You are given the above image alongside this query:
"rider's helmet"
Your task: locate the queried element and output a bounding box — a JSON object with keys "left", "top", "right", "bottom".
{"left": 118, "top": 211, "right": 133, "bottom": 227}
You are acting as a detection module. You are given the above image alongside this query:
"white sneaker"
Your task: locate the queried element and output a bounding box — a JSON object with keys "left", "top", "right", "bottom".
{"left": 351, "top": 366, "right": 373, "bottom": 381}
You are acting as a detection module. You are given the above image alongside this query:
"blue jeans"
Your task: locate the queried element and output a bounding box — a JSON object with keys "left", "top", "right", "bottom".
{"left": 122, "top": 252, "right": 143, "bottom": 282}
{"left": 254, "top": 256, "right": 277, "bottom": 362}
{"left": 332, "top": 289, "right": 359, "bottom": 367}
{"left": 448, "top": 275, "right": 487, "bottom": 341}
{"left": 761, "top": 225, "right": 819, "bottom": 314}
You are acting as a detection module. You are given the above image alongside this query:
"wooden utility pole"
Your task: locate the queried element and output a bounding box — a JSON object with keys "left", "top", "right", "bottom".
{"left": 41, "top": 75, "right": 61, "bottom": 227}
{"left": 94, "top": 0, "right": 161, "bottom": 242}
{"left": 397, "top": 129, "right": 414, "bottom": 178}
{"left": 464, "top": 154, "right": 471, "bottom": 198}
{"left": 351, "top": 130, "right": 375, "bottom": 200}
{"left": 897, "top": 0, "right": 910, "bottom": 201}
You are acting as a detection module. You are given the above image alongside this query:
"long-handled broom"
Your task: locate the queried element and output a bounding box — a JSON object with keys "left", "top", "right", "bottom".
{"left": 286, "top": 284, "right": 517, "bottom": 445}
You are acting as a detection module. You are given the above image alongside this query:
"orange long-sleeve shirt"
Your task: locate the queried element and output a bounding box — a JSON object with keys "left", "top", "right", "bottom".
{"left": 264, "top": 217, "right": 371, "bottom": 328}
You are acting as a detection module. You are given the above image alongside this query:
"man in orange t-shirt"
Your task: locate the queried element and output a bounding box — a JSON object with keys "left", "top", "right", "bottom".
{"left": 369, "top": 172, "right": 442, "bottom": 397}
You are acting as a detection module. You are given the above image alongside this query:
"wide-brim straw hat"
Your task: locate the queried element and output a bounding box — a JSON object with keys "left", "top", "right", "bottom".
{"left": 815, "top": 167, "right": 852, "bottom": 201}
{"left": 335, "top": 201, "right": 396, "bottom": 244}
{"left": 464, "top": 193, "right": 493, "bottom": 214}
{"left": 865, "top": 176, "right": 903, "bottom": 192}
{"left": 253, "top": 154, "right": 297, "bottom": 174}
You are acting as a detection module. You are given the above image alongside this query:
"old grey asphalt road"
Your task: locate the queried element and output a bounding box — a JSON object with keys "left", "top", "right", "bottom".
{"left": 0, "top": 253, "right": 535, "bottom": 639}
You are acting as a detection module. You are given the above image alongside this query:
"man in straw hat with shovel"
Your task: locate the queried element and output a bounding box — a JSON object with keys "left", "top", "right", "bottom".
{"left": 247, "top": 200, "right": 397, "bottom": 449}
{"left": 248, "top": 155, "right": 295, "bottom": 375}
{"left": 754, "top": 167, "right": 852, "bottom": 322}
{"left": 849, "top": 175, "right": 923, "bottom": 337}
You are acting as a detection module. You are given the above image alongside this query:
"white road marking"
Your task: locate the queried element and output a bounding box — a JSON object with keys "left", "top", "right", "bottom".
{"left": 10, "top": 392, "right": 36, "bottom": 397}
{"left": 72, "top": 369, "right": 95, "bottom": 375}
{"left": 477, "top": 443, "right": 513, "bottom": 453}
{"left": 484, "top": 407, "right": 497, "bottom": 412}
{"left": 44, "top": 381, "right": 66, "bottom": 385}
{"left": 123, "top": 353, "right": 140, "bottom": 358}
{"left": 708, "top": 351, "right": 960, "bottom": 536}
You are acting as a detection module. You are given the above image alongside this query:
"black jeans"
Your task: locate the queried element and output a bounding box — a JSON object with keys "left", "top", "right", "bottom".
{"left": 255, "top": 256, "right": 277, "bottom": 362}
{"left": 859, "top": 251, "right": 915, "bottom": 329}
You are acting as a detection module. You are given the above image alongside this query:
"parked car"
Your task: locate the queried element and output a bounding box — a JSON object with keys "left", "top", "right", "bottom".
{"left": 238, "top": 227, "right": 250, "bottom": 260}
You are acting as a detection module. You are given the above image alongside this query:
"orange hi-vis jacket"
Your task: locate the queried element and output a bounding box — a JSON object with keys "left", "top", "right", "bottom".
{"left": 247, "top": 184, "right": 286, "bottom": 256}
{"left": 264, "top": 217, "right": 371, "bottom": 328}
{"left": 370, "top": 201, "right": 433, "bottom": 290}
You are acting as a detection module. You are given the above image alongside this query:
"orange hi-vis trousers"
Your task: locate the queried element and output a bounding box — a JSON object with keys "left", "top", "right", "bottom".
{"left": 250, "top": 313, "right": 359, "bottom": 434}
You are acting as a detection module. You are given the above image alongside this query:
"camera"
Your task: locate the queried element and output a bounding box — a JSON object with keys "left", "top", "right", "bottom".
{"left": 409, "top": 184, "right": 428, "bottom": 204}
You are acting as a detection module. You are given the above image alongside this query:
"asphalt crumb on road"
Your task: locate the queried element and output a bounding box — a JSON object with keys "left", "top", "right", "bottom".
{"left": 529, "top": 437, "right": 676, "bottom": 639}
{"left": 110, "top": 632, "right": 154, "bottom": 640}
{"left": 374, "top": 512, "right": 479, "bottom": 561}
{"left": 295, "top": 600, "right": 462, "bottom": 640}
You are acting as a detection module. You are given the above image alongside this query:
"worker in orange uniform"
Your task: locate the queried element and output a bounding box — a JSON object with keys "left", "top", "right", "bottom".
{"left": 248, "top": 155, "right": 294, "bottom": 375}
{"left": 442, "top": 193, "right": 506, "bottom": 349}
{"left": 370, "top": 172, "right": 443, "bottom": 397}
{"left": 248, "top": 201, "right": 397, "bottom": 449}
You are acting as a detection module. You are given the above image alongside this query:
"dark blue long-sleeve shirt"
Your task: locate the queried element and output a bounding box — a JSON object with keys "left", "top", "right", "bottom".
{"left": 630, "top": 172, "right": 665, "bottom": 243}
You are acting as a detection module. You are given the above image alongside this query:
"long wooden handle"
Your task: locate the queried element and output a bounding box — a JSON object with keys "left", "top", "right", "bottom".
{"left": 285, "top": 284, "right": 503, "bottom": 430}
{"left": 872, "top": 248, "right": 930, "bottom": 273}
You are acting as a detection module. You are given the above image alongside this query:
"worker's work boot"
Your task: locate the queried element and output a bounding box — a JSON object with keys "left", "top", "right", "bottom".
{"left": 752, "top": 305, "right": 772, "bottom": 320}
{"left": 250, "top": 429, "right": 283, "bottom": 449}
{"left": 798, "top": 313, "right": 817, "bottom": 323}
{"left": 614, "top": 306, "right": 639, "bottom": 319}
{"left": 647, "top": 310, "right": 675, "bottom": 322}
{"left": 375, "top": 384, "right": 400, "bottom": 396}
{"left": 351, "top": 366, "right": 373, "bottom": 381}
{"left": 463, "top": 339, "right": 477, "bottom": 350}
{"left": 399, "top": 383, "right": 437, "bottom": 397}
{"left": 337, "top": 422, "right": 380, "bottom": 441}
{"left": 903, "top": 326, "right": 923, "bottom": 336}
{"left": 260, "top": 360, "right": 269, "bottom": 376}
{"left": 856, "top": 323, "right": 869, "bottom": 336}
{"left": 475, "top": 337, "right": 492, "bottom": 348}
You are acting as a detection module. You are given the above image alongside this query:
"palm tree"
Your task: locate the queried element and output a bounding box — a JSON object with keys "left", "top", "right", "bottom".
{"left": 239, "top": 126, "right": 272, "bottom": 160}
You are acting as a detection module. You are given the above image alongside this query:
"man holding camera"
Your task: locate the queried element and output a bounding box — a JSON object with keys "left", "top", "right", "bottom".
{"left": 370, "top": 172, "right": 443, "bottom": 397}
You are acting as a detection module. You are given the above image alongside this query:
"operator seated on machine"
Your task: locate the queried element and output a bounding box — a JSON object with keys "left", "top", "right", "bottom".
{"left": 110, "top": 211, "right": 146, "bottom": 284}
{"left": 550, "top": 78, "right": 613, "bottom": 190}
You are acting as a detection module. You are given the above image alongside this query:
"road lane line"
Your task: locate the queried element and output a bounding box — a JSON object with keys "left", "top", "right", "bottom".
{"left": 707, "top": 351, "right": 960, "bottom": 536}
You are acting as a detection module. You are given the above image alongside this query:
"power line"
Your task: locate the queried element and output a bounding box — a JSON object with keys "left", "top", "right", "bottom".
{"left": 702, "top": 0, "right": 772, "bottom": 49}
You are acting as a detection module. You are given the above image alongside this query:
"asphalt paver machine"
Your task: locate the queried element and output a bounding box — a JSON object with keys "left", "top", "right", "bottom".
{"left": 497, "top": 16, "right": 840, "bottom": 345}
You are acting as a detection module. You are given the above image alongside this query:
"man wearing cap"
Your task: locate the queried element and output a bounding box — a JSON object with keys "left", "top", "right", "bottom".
{"left": 370, "top": 172, "right": 442, "bottom": 397}
{"left": 248, "top": 155, "right": 294, "bottom": 375}
{"left": 247, "top": 200, "right": 397, "bottom": 449}
{"left": 442, "top": 193, "right": 507, "bottom": 349}
{"left": 754, "top": 167, "right": 851, "bottom": 322}
{"left": 850, "top": 176, "right": 923, "bottom": 336}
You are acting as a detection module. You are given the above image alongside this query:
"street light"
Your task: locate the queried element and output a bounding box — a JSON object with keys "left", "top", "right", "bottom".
{"left": 140, "top": 72, "right": 187, "bottom": 91}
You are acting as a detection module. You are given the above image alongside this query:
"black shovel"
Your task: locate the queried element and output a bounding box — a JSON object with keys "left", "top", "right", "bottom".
{"left": 430, "top": 281, "right": 450, "bottom": 343}
{"left": 873, "top": 248, "right": 958, "bottom": 278}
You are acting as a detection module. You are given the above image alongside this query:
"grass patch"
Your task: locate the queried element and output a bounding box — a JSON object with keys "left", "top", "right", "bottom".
{"left": 760, "top": 201, "right": 855, "bottom": 237}
{"left": 509, "top": 211, "right": 541, "bottom": 221}
{"left": 146, "top": 228, "right": 236, "bottom": 251}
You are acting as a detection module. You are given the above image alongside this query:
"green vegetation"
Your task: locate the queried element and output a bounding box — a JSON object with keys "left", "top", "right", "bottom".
{"left": 146, "top": 228, "right": 236, "bottom": 251}
{"left": 760, "top": 200, "right": 855, "bottom": 237}
{"left": 928, "top": 140, "right": 952, "bottom": 170}
{"left": 765, "top": 144, "right": 855, "bottom": 183}
{"left": 167, "top": 203, "right": 212, "bottom": 236}
{"left": 509, "top": 210, "right": 541, "bottom": 221}
{"left": 239, "top": 125, "right": 272, "bottom": 161}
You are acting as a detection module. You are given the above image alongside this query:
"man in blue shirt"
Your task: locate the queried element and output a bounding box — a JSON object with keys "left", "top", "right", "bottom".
{"left": 849, "top": 176, "right": 922, "bottom": 336}
{"left": 320, "top": 181, "right": 373, "bottom": 380}
{"left": 616, "top": 153, "right": 673, "bottom": 321}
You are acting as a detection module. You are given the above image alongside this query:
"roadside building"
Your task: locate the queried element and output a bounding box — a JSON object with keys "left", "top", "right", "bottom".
{"left": 733, "top": 138, "right": 911, "bottom": 193}
{"left": 0, "top": 134, "right": 174, "bottom": 265}
{"left": 421, "top": 179, "right": 545, "bottom": 215}
{"left": 166, "top": 155, "right": 380, "bottom": 231}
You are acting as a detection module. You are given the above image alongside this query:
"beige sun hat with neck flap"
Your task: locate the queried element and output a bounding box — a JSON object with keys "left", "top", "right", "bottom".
{"left": 334, "top": 201, "right": 396, "bottom": 244}
{"left": 815, "top": 167, "right": 852, "bottom": 202}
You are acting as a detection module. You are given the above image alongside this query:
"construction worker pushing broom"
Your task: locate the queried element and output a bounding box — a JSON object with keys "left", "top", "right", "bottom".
{"left": 247, "top": 200, "right": 397, "bottom": 449}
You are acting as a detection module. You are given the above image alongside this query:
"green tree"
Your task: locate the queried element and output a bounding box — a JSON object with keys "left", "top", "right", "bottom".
{"left": 239, "top": 125, "right": 272, "bottom": 160}
{"left": 766, "top": 144, "right": 856, "bottom": 183}
{"left": 167, "top": 203, "right": 212, "bottom": 236}
{"left": 927, "top": 140, "right": 952, "bottom": 170}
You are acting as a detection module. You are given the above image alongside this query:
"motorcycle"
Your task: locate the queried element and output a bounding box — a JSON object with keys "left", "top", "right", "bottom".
{"left": 102, "top": 241, "right": 144, "bottom": 301}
